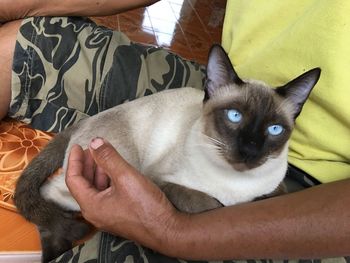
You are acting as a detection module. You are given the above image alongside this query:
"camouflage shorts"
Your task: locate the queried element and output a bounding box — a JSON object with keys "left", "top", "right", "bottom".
{"left": 51, "top": 231, "right": 349, "bottom": 263}
{"left": 10, "top": 16, "right": 205, "bottom": 132}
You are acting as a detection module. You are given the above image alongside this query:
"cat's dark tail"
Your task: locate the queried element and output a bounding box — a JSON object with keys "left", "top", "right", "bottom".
{"left": 14, "top": 125, "right": 89, "bottom": 262}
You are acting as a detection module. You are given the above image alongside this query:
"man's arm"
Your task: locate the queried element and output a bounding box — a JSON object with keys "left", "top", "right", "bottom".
{"left": 163, "top": 178, "right": 350, "bottom": 260}
{"left": 0, "top": 0, "right": 159, "bottom": 22}
{"left": 66, "top": 138, "right": 350, "bottom": 260}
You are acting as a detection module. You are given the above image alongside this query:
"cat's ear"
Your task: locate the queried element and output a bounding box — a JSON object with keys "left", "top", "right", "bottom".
{"left": 275, "top": 68, "right": 321, "bottom": 119}
{"left": 204, "top": 44, "right": 243, "bottom": 101}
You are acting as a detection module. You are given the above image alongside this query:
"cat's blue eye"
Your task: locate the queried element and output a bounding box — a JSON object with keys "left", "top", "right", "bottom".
{"left": 267, "top": 125, "right": 284, "bottom": 136}
{"left": 226, "top": 109, "right": 242, "bottom": 123}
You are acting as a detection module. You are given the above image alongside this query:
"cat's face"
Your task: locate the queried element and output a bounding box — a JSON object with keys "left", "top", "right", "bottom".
{"left": 203, "top": 81, "right": 293, "bottom": 171}
{"left": 202, "top": 45, "right": 321, "bottom": 171}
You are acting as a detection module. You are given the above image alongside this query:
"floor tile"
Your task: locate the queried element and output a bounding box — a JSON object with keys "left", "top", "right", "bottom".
{"left": 91, "top": 15, "right": 118, "bottom": 30}
{"left": 146, "top": 1, "right": 178, "bottom": 22}
{"left": 119, "top": 11, "right": 151, "bottom": 30}
{"left": 149, "top": 17, "right": 179, "bottom": 34}
{"left": 93, "top": 0, "right": 227, "bottom": 64}
{"left": 119, "top": 23, "right": 157, "bottom": 45}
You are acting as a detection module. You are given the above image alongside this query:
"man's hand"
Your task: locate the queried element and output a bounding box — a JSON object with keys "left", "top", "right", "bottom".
{"left": 65, "top": 139, "right": 350, "bottom": 260}
{"left": 65, "top": 138, "right": 179, "bottom": 250}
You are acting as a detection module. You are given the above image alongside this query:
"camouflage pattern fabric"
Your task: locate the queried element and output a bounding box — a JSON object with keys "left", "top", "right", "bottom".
{"left": 51, "top": 231, "right": 349, "bottom": 263}
{"left": 10, "top": 17, "right": 205, "bottom": 132}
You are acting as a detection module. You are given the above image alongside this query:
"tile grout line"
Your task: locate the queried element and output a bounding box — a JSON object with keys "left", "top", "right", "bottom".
{"left": 187, "top": 0, "right": 217, "bottom": 43}
{"left": 167, "top": 0, "right": 195, "bottom": 58}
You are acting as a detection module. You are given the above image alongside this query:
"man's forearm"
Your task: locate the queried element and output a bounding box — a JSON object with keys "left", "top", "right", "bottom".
{"left": 160, "top": 179, "right": 350, "bottom": 260}
{"left": 0, "top": 0, "right": 158, "bottom": 22}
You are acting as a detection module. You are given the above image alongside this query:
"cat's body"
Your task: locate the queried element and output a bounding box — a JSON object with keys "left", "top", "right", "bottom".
{"left": 41, "top": 87, "right": 289, "bottom": 212}
{"left": 14, "top": 45, "right": 321, "bottom": 262}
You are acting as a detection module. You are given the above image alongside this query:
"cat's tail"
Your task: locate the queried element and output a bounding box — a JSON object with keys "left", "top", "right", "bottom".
{"left": 14, "top": 125, "right": 89, "bottom": 262}
{"left": 14, "top": 125, "right": 74, "bottom": 225}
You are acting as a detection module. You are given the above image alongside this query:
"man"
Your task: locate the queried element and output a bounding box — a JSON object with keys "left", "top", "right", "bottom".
{"left": 0, "top": 0, "right": 349, "bottom": 261}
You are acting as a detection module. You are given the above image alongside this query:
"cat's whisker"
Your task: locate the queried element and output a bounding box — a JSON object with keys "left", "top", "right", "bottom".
{"left": 193, "top": 142, "right": 228, "bottom": 157}
{"left": 201, "top": 133, "right": 226, "bottom": 147}
{"left": 192, "top": 138, "right": 224, "bottom": 148}
{"left": 263, "top": 155, "right": 279, "bottom": 163}
{"left": 192, "top": 143, "right": 222, "bottom": 149}
{"left": 207, "top": 139, "right": 226, "bottom": 149}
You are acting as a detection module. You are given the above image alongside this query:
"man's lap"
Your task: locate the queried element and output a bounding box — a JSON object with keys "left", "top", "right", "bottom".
{"left": 9, "top": 17, "right": 205, "bottom": 132}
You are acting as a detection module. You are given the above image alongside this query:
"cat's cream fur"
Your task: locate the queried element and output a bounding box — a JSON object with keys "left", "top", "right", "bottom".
{"left": 41, "top": 87, "right": 289, "bottom": 211}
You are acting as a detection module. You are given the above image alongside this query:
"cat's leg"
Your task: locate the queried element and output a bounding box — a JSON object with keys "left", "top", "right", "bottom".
{"left": 254, "top": 182, "right": 287, "bottom": 201}
{"left": 14, "top": 126, "right": 89, "bottom": 262}
{"left": 38, "top": 212, "right": 90, "bottom": 263}
{"left": 38, "top": 176, "right": 90, "bottom": 262}
{"left": 160, "top": 182, "right": 223, "bottom": 213}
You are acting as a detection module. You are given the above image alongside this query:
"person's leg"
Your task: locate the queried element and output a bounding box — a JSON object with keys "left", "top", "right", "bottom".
{"left": 7, "top": 16, "right": 205, "bottom": 132}
{"left": 0, "top": 20, "right": 22, "bottom": 120}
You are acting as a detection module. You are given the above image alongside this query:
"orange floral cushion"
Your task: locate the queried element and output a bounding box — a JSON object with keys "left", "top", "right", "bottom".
{"left": 0, "top": 120, "right": 94, "bottom": 253}
{"left": 0, "top": 118, "right": 54, "bottom": 211}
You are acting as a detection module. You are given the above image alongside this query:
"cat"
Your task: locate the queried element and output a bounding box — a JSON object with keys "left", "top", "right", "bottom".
{"left": 14, "top": 44, "right": 320, "bottom": 262}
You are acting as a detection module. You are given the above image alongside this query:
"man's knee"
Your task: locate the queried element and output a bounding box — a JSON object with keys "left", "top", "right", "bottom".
{"left": 0, "top": 20, "right": 22, "bottom": 120}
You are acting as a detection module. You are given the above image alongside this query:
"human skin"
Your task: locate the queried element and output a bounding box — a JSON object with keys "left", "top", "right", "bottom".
{"left": 66, "top": 138, "right": 350, "bottom": 260}
{"left": 0, "top": 0, "right": 159, "bottom": 22}
{"left": 0, "top": 20, "right": 20, "bottom": 120}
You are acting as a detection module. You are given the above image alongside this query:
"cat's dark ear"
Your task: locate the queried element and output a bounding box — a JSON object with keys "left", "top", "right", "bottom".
{"left": 204, "top": 44, "right": 243, "bottom": 101}
{"left": 275, "top": 68, "right": 321, "bottom": 119}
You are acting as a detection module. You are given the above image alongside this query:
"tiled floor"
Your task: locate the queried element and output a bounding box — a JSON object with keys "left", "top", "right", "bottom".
{"left": 92, "top": 0, "right": 227, "bottom": 65}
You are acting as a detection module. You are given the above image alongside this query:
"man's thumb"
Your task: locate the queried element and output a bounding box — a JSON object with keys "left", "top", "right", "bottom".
{"left": 89, "top": 137, "right": 133, "bottom": 178}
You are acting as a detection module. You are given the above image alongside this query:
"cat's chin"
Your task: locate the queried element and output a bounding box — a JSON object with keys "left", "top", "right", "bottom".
{"left": 232, "top": 163, "right": 250, "bottom": 172}
{"left": 232, "top": 162, "right": 261, "bottom": 172}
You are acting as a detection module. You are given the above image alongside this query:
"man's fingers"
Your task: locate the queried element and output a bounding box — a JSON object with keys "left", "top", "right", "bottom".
{"left": 94, "top": 166, "right": 110, "bottom": 190}
{"left": 83, "top": 148, "right": 95, "bottom": 185}
{"left": 89, "top": 138, "right": 136, "bottom": 182}
{"left": 83, "top": 148, "right": 109, "bottom": 190}
{"left": 66, "top": 144, "right": 98, "bottom": 204}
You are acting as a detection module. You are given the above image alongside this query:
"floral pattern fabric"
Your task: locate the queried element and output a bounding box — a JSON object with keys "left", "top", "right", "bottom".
{"left": 0, "top": 118, "right": 53, "bottom": 211}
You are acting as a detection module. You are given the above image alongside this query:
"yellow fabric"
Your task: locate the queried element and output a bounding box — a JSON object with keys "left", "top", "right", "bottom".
{"left": 222, "top": 0, "right": 350, "bottom": 183}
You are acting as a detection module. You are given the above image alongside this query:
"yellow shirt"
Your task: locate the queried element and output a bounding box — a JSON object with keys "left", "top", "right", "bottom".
{"left": 222, "top": 0, "right": 350, "bottom": 183}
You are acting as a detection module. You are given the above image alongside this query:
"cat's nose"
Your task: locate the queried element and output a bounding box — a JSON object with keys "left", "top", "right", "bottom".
{"left": 237, "top": 137, "right": 263, "bottom": 161}
{"left": 249, "top": 140, "right": 257, "bottom": 146}
{"left": 240, "top": 142, "right": 259, "bottom": 156}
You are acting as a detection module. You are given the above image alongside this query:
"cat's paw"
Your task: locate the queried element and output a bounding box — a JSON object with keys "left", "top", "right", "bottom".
{"left": 161, "top": 182, "right": 223, "bottom": 213}
{"left": 38, "top": 216, "right": 90, "bottom": 262}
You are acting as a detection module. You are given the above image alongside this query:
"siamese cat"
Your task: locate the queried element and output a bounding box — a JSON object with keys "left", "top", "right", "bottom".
{"left": 15, "top": 44, "right": 320, "bottom": 262}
